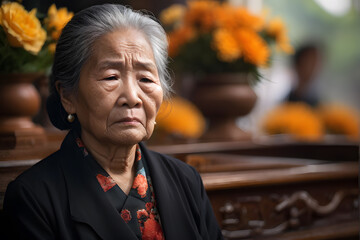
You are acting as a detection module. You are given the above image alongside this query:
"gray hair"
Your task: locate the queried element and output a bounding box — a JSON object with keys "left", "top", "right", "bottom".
{"left": 48, "top": 4, "right": 172, "bottom": 130}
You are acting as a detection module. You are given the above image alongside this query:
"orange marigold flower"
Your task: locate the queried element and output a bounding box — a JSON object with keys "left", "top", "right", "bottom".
{"left": 266, "top": 17, "right": 284, "bottom": 38}
{"left": 184, "top": 0, "right": 219, "bottom": 32}
{"left": 277, "top": 34, "right": 294, "bottom": 54}
{"left": 159, "top": 1, "right": 293, "bottom": 79}
{"left": 262, "top": 103, "right": 323, "bottom": 141}
{"left": 156, "top": 97, "right": 206, "bottom": 139}
{"left": 213, "top": 4, "right": 237, "bottom": 29}
{"left": 235, "top": 28, "right": 270, "bottom": 66}
{"left": 234, "top": 7, "right": 264, "bottom": 31}
{"left": 167, "top": 26, "right": 195, "bottom": 57}
{"left": 318, "top": 104, "right": 359, "bottom": 141}
{"left": 159, "top": 4, "right": 185, "bottom": 27}
{"left": 212, "top": 28, "right": 241, "bottom": 62}
{"left": 214, "top": 4, "right": 264, "bottom": 31}
{"left": 266, "top": 17, "right": 293, "bottom": 54}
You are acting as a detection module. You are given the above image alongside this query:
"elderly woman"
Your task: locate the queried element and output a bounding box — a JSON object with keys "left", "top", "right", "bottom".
{"left": 3, "top": 4, "right": 222, "bottom": 240}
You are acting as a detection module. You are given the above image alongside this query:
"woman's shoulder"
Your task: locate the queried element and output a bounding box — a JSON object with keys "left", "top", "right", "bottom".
{"left": 10, "top": 150, "right": 65, "bottom": 190}
{"left": 3, "top": 150, "right": 68, "bottom": 219}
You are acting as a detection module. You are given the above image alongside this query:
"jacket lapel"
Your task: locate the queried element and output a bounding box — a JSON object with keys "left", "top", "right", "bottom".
{"left": 59, "top": 131, "right": 137, "bottom": 240}
{"left": 140, "top": 143, "right": 200, "bottom": 240}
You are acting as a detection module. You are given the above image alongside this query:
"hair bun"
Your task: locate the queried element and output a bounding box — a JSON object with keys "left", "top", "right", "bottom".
{"left": 46, "top": 92, "right": 72, "bottom": 130}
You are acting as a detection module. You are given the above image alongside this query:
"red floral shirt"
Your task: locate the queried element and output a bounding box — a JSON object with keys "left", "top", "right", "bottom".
{"left": 75, "top": 137, "right": 164, "bottom": 240}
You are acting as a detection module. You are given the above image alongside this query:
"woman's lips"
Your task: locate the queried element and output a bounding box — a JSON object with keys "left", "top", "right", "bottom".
{"left": 117, "top": 117, "right": 141, "bottom": 124}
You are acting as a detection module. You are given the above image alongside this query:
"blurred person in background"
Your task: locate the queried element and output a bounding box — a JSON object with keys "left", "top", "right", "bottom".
{"left": 286, "top": 43, "right": 323, "bottom": 106}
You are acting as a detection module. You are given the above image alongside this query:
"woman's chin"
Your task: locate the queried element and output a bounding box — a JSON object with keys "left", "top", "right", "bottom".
{"left": 109, "top": 130, "right": 149, "bottom": 146}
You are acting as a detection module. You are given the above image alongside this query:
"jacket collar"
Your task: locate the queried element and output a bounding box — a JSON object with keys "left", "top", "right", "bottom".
{"left": 59, "top": 131, "right": 137, "bottom": 240}
{"left": 139, "top": 142, "right": 200, "bottom": 239}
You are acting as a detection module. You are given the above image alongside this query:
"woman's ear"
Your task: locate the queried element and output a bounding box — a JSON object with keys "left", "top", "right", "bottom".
{"left": 56, "top": 81, "right": 76, "bottom": 114}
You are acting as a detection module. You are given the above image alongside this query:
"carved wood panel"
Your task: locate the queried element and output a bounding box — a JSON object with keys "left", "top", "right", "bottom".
{"left": 207, "top": 179, "right": 359, "bottom": 239}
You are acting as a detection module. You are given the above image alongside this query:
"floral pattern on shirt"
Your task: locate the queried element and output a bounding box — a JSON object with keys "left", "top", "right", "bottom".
{"left": 141, "top": 216, "right": 164, "bottom": 240}
{"left": 74, "top": 136, "right": 164, "bottom": 239}
{"left": 75, "top": 137, "right": 88, "bottom": 156}
{"left": 121, "top": 209, "right": 132, "bottom": 223}
{"left": 96, "top": 174, "right": 116, "bottom": 192}
{"left": 133, "top": 174, "right": 148, "bottom": 197}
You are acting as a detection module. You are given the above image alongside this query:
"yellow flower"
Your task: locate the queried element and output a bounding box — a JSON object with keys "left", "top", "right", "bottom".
{"left": 48, "top": 42, "right": 56, "bottom": 53}
{"left": 318, "top": 104, "right": 359, "bottom": 140}
{"left": 0, "top": 7, "right": 3, "bottom": 25}
{"left": 0, "top": 2, "right": 46, "bottom": 54}
{"left": 266, "top": 17, "right": 294, "bottom": 54}
{"left": 262, "top": 103, "right": 323, "bottom": 141}
{"left": 212, "top": 28, "right": 241, "bottom": 62}
{"left": 156, "top": 97, "right": 205, "bottom": 138}
{"left": 45, "top": 4, "right": 73, "bottom": 41}
{"left": 159, "top": 4, "right": 186, "bottom": 27}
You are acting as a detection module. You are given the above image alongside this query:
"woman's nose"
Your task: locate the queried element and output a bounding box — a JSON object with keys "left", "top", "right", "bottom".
{"left": 117, "top": 78, "right": 142, "bottom": 108}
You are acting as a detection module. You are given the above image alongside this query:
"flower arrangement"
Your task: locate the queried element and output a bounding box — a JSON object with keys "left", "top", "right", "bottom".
{"left": 155, "top": 96, "right": 206, "bottom": 139}
{"left": 261, "top": 103, "right": 323, "bottom": 141}
{"left": 262, "top": 102, "right": 359, "bottom": 141}
{"left": 0, "top": 2, "right": 73, "bottom": 74}
{"left": 159, "top": 0, "right": 293, "bottom": 81}
{"left": 318, "top": 104, "right": 359, "bottom": 141}
{"left": 44, "top": 4, "right": 74, "bottom": 54}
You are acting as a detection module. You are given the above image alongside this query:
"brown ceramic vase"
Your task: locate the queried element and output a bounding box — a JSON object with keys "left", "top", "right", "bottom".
{"left": 191, "top": 73, "right": 257, "bottom": 141}
{"left": 0, "top": 73, "right": 46, "bottom": 148}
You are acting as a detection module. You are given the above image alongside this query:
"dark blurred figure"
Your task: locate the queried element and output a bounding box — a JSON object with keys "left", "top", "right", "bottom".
{"left": 286, "top": 43, "right": 323, "bottom": 106}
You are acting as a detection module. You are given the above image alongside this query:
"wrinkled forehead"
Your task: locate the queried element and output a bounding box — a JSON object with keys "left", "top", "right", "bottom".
{"left": 90, "top": 28, "right": 155, "bottom": 63}
{"left": 79, "top": 29, "right": 159, "bottom": 80}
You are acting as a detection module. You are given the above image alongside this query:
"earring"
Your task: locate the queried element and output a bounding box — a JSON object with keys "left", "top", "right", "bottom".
{"left": 67, "top": 114, "right": 75, "bottom": 123}
{"left": 154, "top": 121, "right": 157, "bottom": 125}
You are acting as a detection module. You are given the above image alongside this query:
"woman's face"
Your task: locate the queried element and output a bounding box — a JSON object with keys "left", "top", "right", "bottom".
{"left": 66, "top": 28, "right": 163, "bottom": 146}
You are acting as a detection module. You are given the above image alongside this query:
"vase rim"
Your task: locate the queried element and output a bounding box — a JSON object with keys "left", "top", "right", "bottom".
{"left": 195, "top": 73, "right": 253, "bottom": 84}
{"left": 0, "top": 73, "right": 46, "bottom": 84}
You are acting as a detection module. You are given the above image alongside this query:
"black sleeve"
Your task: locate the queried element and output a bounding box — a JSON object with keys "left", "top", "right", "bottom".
{"left": 3, "top": 180, "right": 55, "bottom": 240}
{"left": 195, "top": 170, "right": 224, "bottom": 240}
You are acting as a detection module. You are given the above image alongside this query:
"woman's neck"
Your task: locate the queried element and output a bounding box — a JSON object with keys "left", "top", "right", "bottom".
{"left": 80, "top": 131, "right": 137, "bottom": 193}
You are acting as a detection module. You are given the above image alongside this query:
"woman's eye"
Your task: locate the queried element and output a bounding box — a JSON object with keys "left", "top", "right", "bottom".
{"left": 140, "top": 78, "right": 153, "bottom": 83}
{"left": 104, "top": 76, "right": 117, "bottom": 80}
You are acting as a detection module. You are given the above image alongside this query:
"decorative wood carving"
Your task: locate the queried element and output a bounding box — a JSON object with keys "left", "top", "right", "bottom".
{"left": 219, "top": 189, "right": 359, "bottom": 239}
{"left": 275, "top": 189, "right": 359, "bottom": 215}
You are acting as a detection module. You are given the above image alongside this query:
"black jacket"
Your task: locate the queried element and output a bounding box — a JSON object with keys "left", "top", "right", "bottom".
{"left": 3, "top": 131, "right": 223, "bottom": 240}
